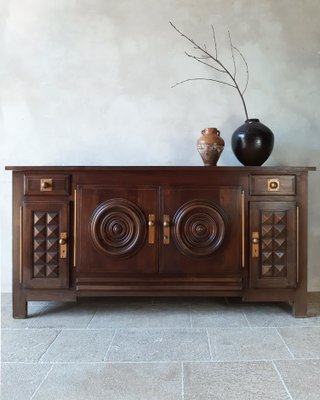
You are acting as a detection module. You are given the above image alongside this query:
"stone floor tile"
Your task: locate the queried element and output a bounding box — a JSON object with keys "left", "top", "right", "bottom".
{"left": 1, "top": 363, "right": 53, "bottom": 400}
{"left": 106, "top": 329, "right": 210, "bottom": 362}
{"left": 275, "top": 359, "right": 320, "bottom": 400}
{"left": 40, "top": 329, "right": 115, "bottom": 362}
{"left": 277, "top": 327, "right": 320, "bottom": 358}
{"left": 27, "top": 303, "right": 97, "bottom": 328}
{"left": 1, "top": 329, "right": 60, "bottom": 362}
{"left": 208, "top": 327, "right": 293, "bottom": 361}
{"left": 190, "top": 303, "right": 249, "bottom": 327}
{"left": 243, "top": 303, "right": 320, "bottom": 327}
{"left": 183, "top": 361, "right": 290, "bottom": 400}
{"left": 1, "top": 304, "right": 48, "bottom": 328}
{"left": 88, "top": 303, "right": 191, "bottom": 328}
{"left": 32, "top": 363, "right": 182, "bottom": 400}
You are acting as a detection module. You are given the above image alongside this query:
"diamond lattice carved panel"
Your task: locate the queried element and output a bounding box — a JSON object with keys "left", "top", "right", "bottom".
{"left": 33, "top": 211, "right": 60, "bottom": 278}
{"left": 260, "top": 210, "right": 288, "bottom": 278}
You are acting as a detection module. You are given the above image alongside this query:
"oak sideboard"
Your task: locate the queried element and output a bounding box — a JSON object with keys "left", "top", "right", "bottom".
{"left": 5, "top": 166, "right": 315, "bottom": 318}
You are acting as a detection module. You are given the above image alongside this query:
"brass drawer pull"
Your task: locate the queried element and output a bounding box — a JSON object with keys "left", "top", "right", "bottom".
{"left": 40, "top": 178, "right": 52, "bottom": 192}
{"left": 148, "top": 214, "right": 156, "bottom": 244}
{"left": 268, "top": 178, "right": 280, "bottom": 191}
{"left": 163, "top": 215, "right": 170, "bottom": 244}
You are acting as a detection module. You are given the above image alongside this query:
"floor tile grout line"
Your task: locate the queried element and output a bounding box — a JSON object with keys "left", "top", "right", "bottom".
{"left": 2, "top": 325, "right": 320, "bottom": 331}
{"left": 37, "top": 330, "right": 62, "bottom": 363}
{"left": 206, "top": 329, "right": 214, "bottom": 361}
{"left": 103, "top": 329, "right": 117, "bottom": 361}
{"left": 189, "top": 305, "right": 193, "bottom": 328}
{"left": 272, "top": 360, "right": 294, "bottom": 400}
{"left": 275, "top": 328, "right": 295, "bottom": 359}
{"left": 3, "top": 358, "right": 320, "bottom": 365}
{"left": 242, "top": 310, "right": 252, "bottom": 328}
{"left": 181, "top": 362, "right": 185, "bottom": 400}
{"left": 86, "top": 306, "right": 98, "bottom": 329}
{"left": 30, "top": 364, "right": 54, "bottom": 400}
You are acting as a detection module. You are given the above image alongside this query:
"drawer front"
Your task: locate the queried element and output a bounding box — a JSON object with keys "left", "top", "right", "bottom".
{"left": 24, "top": 174, "right": 70, "bottom": 196}
{"left": 250, "top": 175, "right": 296, "bottom": 195}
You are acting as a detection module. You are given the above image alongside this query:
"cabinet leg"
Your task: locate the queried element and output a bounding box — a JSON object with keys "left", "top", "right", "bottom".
{"left": 13, "top": 292, "right": 27, "bottom": 319}
{"left": 293, "top": 296, "right": 308, "bottom": 318}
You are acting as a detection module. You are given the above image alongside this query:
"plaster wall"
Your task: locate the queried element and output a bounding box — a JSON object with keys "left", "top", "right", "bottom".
{"left": 1, "top": 0, "right": 319, "bottom": 292}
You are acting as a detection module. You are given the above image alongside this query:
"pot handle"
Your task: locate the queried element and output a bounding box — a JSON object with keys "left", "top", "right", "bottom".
{"left": 217, "top": 129, "right": 221, "bottom": 136}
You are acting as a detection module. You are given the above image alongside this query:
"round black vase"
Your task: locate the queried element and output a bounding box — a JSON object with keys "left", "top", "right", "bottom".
{"left": 231, "top": 119, "right": 274, "bottom": 166}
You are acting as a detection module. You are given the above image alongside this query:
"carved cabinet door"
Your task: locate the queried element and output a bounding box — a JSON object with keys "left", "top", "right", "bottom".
{"left": 76, "top": 186, "right": 157, "bottom": 276}
{"left": 22, "top": 201, "right": 69, "bottom": 289}
{"left": 160, "top": 187, "right": 243, "bottom": 275}
{"left": 249, "top": 201, "right": 297, "bottom": 288}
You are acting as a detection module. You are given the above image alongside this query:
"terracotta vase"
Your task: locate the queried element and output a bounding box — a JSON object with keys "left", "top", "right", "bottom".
{"left": 196, "top": 127, "right": 225, "bottom": 166}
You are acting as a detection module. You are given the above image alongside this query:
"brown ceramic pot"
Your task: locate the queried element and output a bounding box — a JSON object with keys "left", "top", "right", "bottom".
{"left": 196, "top": 127, "right": 225, "bottom": 166}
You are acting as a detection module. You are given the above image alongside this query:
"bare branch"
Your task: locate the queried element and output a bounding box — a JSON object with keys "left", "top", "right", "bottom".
{"left": 211, "top": 25, "right": 218, "bottom": 58}
{"left": 228, "top": 31, "right": 236, "bottom": 79}
{"left": 171, "top": 77, "right": 236, "bottom": 89}
{"left": 184, "top": 51, "right": 226, "bottom": 73}
{"left": 233, "top": 46, "right": 249, "bottom": 95}
{"left": 169, "top": 21, "right": 250, "bottom": 119}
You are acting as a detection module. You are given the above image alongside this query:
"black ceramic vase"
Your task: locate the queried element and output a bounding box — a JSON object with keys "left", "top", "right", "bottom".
{"left": 231, "top": 119, "right": 274, "bottom": 166}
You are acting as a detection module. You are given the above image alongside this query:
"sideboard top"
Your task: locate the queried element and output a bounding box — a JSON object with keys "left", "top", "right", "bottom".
{"left": 5, "top": 166, "right": 316, "bottom": 172}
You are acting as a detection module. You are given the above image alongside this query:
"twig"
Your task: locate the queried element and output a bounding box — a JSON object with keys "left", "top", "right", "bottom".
{"left": 233, "top": 46, "right": 249, "bottom": 95}
{"left": 211, "top": 25, "right": 218, "bottom": 58}
{"left": 228, "top": 31, "right": 237, "bottom": 79}
{"left": 184, "top": 51, "right": 226, "bottom": 73}
{"left": 171, "top": 78, "right": 236, "bottom": 89}
{"left": 170, "top": 21, "right": 249, "bottom": 120}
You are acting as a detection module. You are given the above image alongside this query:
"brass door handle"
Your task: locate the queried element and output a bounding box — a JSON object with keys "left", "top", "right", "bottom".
{"left": 163, "top": 215, "right": 170, "bottom": 244}
{"left": 59, "top": 232, "right": 67, "bottom": 258}
{"left": 148, "top": 214, "right": 156, "bottom": 244}
{"left": 251, "top": 232, "right": 259, "bottom": 258}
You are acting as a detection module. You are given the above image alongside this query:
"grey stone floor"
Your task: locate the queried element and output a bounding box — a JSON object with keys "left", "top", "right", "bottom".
{"left": 1, "top": 293, "right": 320, "bottom": 400}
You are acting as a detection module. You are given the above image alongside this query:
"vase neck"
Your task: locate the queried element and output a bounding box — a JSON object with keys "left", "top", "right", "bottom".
{"left": 245, "top": 119, "right": 260, "bottom": 123}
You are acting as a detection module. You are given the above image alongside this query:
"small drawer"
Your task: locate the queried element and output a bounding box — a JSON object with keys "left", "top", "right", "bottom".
{"left": 250, "top": 175, "right": 296, "bottom": 195}
{"left": 24, "top": 174, "right": 70, "bottom": 196}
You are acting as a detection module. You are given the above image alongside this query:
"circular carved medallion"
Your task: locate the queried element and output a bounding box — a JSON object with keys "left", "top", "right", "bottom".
{"left": 89, "top": 199, "right": 146, "bottom": 257}
{"left": 173, "top": 200, "right": 226, "bottom": 257}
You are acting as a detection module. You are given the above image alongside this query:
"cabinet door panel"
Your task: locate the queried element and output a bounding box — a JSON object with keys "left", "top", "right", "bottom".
{"left": 76, "top": 185, "right": 157, "bottom": 276}
{"left": 22, "top": 201, "right": 69, "bottom": 289}
{"left": 160, "top": 187, "right": 243, "bottom": 275}
{"left": 250, "top": 201, "right": 297, "bottom": 288}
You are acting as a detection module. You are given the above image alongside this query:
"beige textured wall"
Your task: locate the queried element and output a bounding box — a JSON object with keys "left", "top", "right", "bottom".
{"left": 1, "top": 0, "right": 319, "bottom": 292}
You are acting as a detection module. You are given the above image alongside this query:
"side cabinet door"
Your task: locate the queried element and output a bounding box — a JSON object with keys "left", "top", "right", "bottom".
{"left": 250, "top": 201, "right": 297, "bottom": 288}
{"left": 22, "top": 201, "right": 69, "bottom": 289}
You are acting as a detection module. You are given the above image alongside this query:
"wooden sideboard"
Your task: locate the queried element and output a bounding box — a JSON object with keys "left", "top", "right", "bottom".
{"left": 5, "top": 166, "right": 315, "bottom": 318}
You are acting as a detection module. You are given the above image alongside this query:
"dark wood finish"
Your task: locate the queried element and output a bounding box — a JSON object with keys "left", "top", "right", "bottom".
{"left": 24, "top": 174, "right": 70, "bottom": 196}
{"left": 77, "top": 185, "right": 157, "bottom": 275}
{"left": 160, "top": 187, "right": 242, "bottom": 276}
{"left": 249, "top": 201, "right": 297, "bottom": 288}
{"left": 6, "top": 166, "right": 315, "bottom": 318}
{"left": 250, "top": 175, "right": 296, "bottom": 195}
{"left": 22, "top": 201, "right": 69, "bottom": 289}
